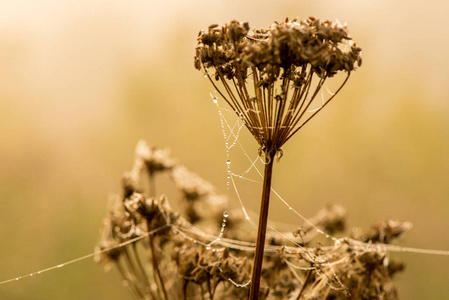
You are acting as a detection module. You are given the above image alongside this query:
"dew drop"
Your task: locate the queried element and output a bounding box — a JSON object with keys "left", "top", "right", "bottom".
{"left": 213, "top": 98, "right": 218, "bottom": 104}
{"left": 226, "top": 159, "right": 231, "bottom": 165}
{"left": 223, "top": 211, "right": 229, "bottom": 218}
{"left": 206, "top": 246, "right": 211, "bottom": 250}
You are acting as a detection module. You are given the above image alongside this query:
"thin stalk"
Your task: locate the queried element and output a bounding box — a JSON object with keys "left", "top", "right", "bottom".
{"left": 123, "top": 247, "right": 146, "bottom": 293}
{"left": 249, "top": 150, "right": 276, "bottom": 300}
{"left": 207, "top": 277, "right": 213, "bottom": 300}
{"left": 284, "top": 73, "right": 350, "bottom": 143}
{"left": 132, "top": 243, "right": 157, "bottom": 299}
{"left": 149, "top": 234, "right": 169, "bottom": 300}
{"left": 296, "top": 269, "right": 312, "bottom": 300}
{"left": 183, "top": 280, "right": 188, "bottom": 300}
{"left": 148, "top": 171, "right": 156, "bottom": 198}
{"left": 115, "top": 259, "right": 145, "bottom": 299}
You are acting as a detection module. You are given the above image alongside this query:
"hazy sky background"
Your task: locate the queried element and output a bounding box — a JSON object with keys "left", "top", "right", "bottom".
{"left": 1, "top": 1, "right": 449, "bottom": 299}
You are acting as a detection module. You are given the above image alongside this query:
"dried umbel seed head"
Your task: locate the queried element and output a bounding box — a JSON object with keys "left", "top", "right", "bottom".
{"left": 354, "top": 220, "right": 413, "bottom": 244}
{"left": 136, "top": 140, "right": 175, "bottom": 175}
{"left": 171, "top": 166, "right": 214, "bottom": 201}
{"left": 195, "top": 17, "right": 361, "bottom": 81}
{"left": 195, "top": 18, "right": 362, "bottom": 157}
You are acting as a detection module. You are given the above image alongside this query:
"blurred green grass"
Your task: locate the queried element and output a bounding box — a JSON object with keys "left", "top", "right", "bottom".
{"left": 1, "top": 1, "right": 449, "bottom": 299}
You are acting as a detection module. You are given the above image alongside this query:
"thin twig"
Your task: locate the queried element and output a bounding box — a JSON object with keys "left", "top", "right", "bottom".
{"left": 296, "top": 269, "right": 312, "bottom": 300}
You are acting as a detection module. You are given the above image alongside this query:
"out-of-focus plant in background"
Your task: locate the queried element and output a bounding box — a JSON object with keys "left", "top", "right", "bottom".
{"left": 1, "top": 1, "right": 448, "bottom": 299}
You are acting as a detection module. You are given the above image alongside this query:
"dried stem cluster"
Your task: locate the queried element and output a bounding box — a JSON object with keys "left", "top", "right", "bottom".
{"left": 96, "top": 141, "right": 408, "bottom": 300}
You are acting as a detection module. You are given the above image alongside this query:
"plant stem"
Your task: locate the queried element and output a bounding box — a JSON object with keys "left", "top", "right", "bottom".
{"left": 249, "top": 150, "right": 275, "bottom": 299}
{"left": 296, "top": 269, "right": 312, "bottom": 300}
{"left": 149, "top": 234, "right": 169, "bottom": 300}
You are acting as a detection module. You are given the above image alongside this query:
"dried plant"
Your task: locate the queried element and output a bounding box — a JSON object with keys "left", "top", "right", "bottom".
{"left": 96, "top": 17, "right": 407, "bottom": 300}
{"left": 96, "top": 141, "right": 408, "bottom": 300}
{"left": 194, "top": 17, "right": 361, "bottom": 298}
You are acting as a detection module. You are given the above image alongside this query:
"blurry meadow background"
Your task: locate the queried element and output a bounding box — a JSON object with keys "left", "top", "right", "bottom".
{"left": 1, "top": 0, "right": 449, "bottom": 299}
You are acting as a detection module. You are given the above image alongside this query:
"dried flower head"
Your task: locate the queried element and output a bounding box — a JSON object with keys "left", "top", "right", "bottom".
{"left": 195, "top": 17, "right": 362, "bottom": 157}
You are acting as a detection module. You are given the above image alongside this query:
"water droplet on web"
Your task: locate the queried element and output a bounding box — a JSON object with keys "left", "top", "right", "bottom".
{"left": 223, "top": 211, "right": 229, "bottom": 218}
{"left": 213, "top": 98, "right": 218, "bottom": 104}
{"left": 226, "top": 159, "right": 231, "bottom": 165}
{"left": 206, "top": 246, "right": 211, "bottom": 250}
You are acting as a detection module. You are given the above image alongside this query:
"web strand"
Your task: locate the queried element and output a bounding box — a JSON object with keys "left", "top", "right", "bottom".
{"left": 210, "top": 89, "right": 449, "bottom": 255}
{"left": 1, "top": 94, "right": 448, "bottom": 289}
{"left": 0, "top": 225, "right": 169, "bottom": 286}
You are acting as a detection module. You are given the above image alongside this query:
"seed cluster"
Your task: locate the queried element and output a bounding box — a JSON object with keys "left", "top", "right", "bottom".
{"left": 195, "top": 17, "right": 361, "bottom": 82}
{"left": 195, "top": 18, "right": 362, "bottom": 156}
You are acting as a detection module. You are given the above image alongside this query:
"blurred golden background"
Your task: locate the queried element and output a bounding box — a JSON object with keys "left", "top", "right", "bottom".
{"left": 1, "top": 0, "right": 448, "bottom": 299}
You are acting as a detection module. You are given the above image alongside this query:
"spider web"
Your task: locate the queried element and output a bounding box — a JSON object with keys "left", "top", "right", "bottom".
{"left": 209, "top": 86, "right": 449, "bottom": 259}
{"left": 1, "top": 92, "right": 449, "bottom": 292}
{"left": 206, "top": 85, "right": 449, "bottom": 292}
{"left": 210, "top": 92, "right": 352, "bottom": 291}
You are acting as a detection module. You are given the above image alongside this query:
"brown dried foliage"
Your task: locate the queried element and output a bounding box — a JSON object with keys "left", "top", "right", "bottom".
{"left": 96, "top": 141, "right": 408, "bottom": 299}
